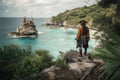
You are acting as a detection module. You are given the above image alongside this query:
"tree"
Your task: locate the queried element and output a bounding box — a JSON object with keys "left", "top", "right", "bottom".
{"left": 98, "top": 0, "right": 117, "bottom": 7}
{"left": 116, "top": 0, "right": 120, "bottom": 17}
{"left": 98, "top": 0, "right": 120, "bottom": 17}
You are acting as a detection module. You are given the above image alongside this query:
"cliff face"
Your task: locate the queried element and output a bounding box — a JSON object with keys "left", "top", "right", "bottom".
{"left": 26, "top": 50, "right": 108, "bottom": 80}
{"left": 9, "top": 17, "right": 38, "bottom": 38}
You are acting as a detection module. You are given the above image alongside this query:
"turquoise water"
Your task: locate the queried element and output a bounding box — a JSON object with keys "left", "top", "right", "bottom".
{"left": 0, "top": 18, "right": 96, "bottom": 59}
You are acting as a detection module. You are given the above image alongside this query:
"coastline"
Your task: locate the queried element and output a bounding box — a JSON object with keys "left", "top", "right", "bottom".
{"left": 45, "top": 24, "right": 100, "bottom": 49}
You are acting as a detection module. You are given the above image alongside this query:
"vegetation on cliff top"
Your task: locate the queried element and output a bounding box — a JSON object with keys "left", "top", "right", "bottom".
{"left": 51, "top": 4, "right": 116, "bottom": 27}
{"left": 51, "top": 0, "right": 120, "bottom": 27}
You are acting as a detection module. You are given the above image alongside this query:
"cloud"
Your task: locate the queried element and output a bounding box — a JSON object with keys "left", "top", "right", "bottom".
{"left": 0, "top": 0, "right": 97, "bottom": 17}
{"left": 4, "top": 9, "right": 9, "bottom": 13}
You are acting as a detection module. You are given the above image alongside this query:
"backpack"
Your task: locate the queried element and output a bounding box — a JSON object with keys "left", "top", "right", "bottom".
{"left": 82, "top": 26, "right": 89, "bottom": 35}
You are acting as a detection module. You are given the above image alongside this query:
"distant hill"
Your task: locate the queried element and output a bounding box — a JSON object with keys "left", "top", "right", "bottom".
{"left": 51, "top": 4, "right": 116, "bottom": 28}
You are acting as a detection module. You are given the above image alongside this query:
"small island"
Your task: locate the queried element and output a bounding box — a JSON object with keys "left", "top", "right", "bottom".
{"left": 9, "top": 17, "right": 38, "bottom": 38}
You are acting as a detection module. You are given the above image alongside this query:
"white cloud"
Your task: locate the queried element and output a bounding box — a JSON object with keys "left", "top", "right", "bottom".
{"left": 0, "top": 0, "right": 97, "bottom": 17}
{"left": 34, "top": 0, "right": 57, "bottom": 5}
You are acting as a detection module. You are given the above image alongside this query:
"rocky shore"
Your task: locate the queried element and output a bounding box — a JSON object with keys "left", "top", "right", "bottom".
{"left": 26, "top": 50, "right": 107, "bottom": 80}
{"left": 46, "top": 24, "right": 77, "bottom": 29}
{"left": 9, "top": 17, "right": 38, "bottom": 38}
{"left": 44, "top": 20, "right": 77, "bottom": 29}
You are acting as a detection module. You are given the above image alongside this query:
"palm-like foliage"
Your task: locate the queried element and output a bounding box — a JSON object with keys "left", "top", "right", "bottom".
{"left": 93, "top": 30, "right": 120, "bottom": 80}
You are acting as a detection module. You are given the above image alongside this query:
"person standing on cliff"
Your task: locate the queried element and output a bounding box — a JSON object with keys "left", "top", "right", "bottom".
{"left": 75, "top": 20, "right": 90, "bottom": 57}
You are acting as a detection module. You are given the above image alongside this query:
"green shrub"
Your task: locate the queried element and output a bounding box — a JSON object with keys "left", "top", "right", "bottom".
{"left": 54, "top": 58, "right": 65, "bottom": 67}
{"left": 0, "top": 44, "right": 31, "bottom": 80}
{"left": 0, "top": 44, "right": 53, "bottom": 80}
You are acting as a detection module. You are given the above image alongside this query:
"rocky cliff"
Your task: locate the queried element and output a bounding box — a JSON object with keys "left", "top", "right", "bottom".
{"left": 25, "top": 50, "right": 109, "bottom": 80}
{"left": 9, "top": 17, "right": 38, "bottom": 38}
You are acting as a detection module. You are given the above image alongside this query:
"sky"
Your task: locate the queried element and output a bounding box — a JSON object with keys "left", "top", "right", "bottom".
{"left": 0, "top": 0, "right": 97, "bottom": 18}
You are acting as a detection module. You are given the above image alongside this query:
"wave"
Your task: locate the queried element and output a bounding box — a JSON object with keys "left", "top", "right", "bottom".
{"left": 38, "top": 31, "right": 43, "bottom": 34}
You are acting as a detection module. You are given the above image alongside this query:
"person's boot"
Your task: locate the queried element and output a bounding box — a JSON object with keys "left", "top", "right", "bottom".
{"left": 84, "top": 48, "right": 87, "bottom": 56}
{"left": 79, "top": 48, "right": 82, "bottom": 57}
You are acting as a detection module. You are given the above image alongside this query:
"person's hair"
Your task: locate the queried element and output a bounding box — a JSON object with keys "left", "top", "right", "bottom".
{"left": 79, "top": 20, "right": 87, "bottom": 27}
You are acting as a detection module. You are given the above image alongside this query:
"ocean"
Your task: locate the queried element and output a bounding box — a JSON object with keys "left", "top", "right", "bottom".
{"left": 0, "top": 18, "right": 96, "bottom": 59}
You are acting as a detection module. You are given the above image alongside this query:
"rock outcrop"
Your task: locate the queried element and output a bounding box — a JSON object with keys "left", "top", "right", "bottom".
{"left": 9, "top": 17, "right": 38, "bottom": 38}
{"left": 26, "top": 50, "right": 108, "bottom": 80}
